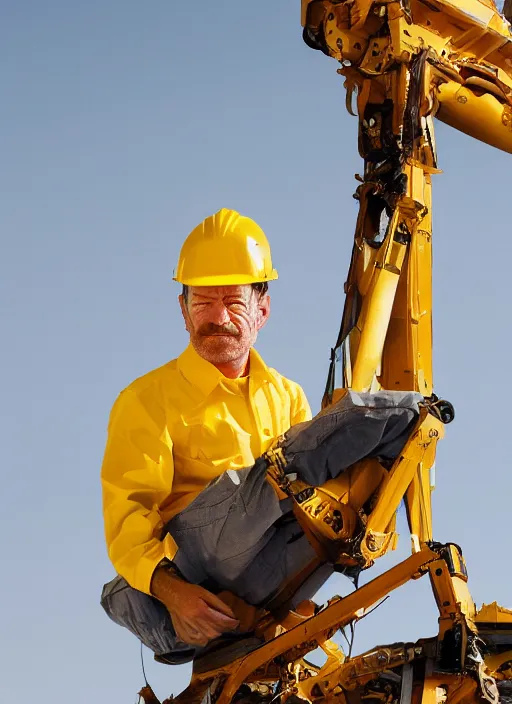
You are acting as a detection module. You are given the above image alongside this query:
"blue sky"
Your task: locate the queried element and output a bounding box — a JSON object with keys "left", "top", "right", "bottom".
{"left": 2, "top": 2, "right": 511, "bottom": 702}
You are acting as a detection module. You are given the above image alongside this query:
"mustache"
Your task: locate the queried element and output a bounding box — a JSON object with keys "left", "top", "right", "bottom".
{"left": 197, "top": 322, "right": 240, "bottom": 337}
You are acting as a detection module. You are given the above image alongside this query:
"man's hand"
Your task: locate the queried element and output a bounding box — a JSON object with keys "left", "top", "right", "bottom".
{"left": 151, "top": 567, "right": 239, "bottom": 647}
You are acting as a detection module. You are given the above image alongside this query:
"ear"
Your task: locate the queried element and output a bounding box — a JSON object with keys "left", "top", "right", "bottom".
{"left": 179, "top": 294, "right": 192, "bottom": 333}
{"left": 255, "top": 294, "right": 271, "bottom": 332}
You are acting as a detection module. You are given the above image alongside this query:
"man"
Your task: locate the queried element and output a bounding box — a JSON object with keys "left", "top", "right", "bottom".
{"left": 100, "top": 208, "right": 421, "bottom": 664}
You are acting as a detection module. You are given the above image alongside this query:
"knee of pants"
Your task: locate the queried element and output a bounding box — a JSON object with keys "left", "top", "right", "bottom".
{"left": 100, "top": 575, "right": 177, "bottom": 655}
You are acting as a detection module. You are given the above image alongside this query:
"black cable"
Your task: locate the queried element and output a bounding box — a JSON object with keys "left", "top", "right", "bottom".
{"left": 358, "top": 595, "right": 390, "bottom": 622}
{"left": 348, "top": 621, "right": 356, "bottom": 659}
{"left": 343, "top": 590, "right": 391, "bottom": 662}
{"left": 141, "top": 641, "right": 149, "bottom": 687}
{"left": 339, "top": 625, "right": 351, "bottom": 649}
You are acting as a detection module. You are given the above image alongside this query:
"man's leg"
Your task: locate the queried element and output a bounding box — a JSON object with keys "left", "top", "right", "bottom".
{"left": 168, "top": 390, "right": 421, "bottom": 601}
{"left": 166, "top": 459, "right": 294, "bottom": 592}
{"left": 169, "top": 481, "right": 332, "bottom": 608}
{"left": 99, "top": 455, "right": 287, "bottom": 657}
{"left": 100, "top": 575, "right": 195, "bottom": 659}
{"left": 275, "top": 389, "right": 422, "bottom": 486}
{"left": 209, "top": 517, "right": 334, "bottom": 607}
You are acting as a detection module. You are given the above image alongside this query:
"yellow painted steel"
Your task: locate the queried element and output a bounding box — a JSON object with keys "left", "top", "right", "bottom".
{"left": 360, "top": 409, "right": 443, "bottom": 561}
{"left": 345, "top": 163, "right": 435, "bottom": 396}
{"left": 173, "top": 544, "right": 503, "bottom": 704}
{"left": 201, "top": 547, "right": 439, "bottom": 704}
{"left": 437, "top": 82, "right": 512, "bottom": 153}
{"left": 381, "top": 166, "right": 434, "bottom": 395}
{"left": 350, "top": 223, "right": 408, "bottom": 392}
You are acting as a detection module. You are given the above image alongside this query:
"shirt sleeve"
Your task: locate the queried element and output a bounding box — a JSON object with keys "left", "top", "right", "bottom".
{"left": 288, "top": 380, "right": 312, "bottom": 426}
{"left": 101, "top": 387, "right": 178, "bottom": 595}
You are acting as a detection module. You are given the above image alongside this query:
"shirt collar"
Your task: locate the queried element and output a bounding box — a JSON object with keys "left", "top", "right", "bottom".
{"left": 177, "top": 343, "right": 271, "bottom": 398}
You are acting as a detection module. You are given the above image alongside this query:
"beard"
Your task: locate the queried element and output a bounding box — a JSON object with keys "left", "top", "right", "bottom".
{"left": 189, "top": 322, "right": 255, "bottom": 366}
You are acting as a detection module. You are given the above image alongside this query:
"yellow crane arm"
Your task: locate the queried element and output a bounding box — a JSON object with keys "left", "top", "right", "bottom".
{"left": 301, "top": 0, "right": 512, "bottom": 153}
{"left": 290, "top": 0, "right": 512, "bottom": 562}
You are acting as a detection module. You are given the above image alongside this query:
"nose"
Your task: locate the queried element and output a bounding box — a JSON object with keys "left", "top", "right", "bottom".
{"left": 209, "top": 301, "right": 231, "bottom": 326}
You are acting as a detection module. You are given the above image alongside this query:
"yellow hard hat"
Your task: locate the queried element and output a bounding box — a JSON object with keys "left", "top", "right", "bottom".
{"left": 173, "top": 208, "right": 278, "bottom": 286}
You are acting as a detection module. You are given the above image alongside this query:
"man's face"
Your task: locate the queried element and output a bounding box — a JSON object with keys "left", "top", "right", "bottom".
{"left": 179, "top": 285, "right": 271, "bottom": 367}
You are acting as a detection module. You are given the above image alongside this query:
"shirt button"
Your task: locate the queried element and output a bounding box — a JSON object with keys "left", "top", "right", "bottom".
{"left": 235, "top": 454, "right": 244, "bottom": 464}
{"left": 263, "top": 428, "right": 271, "bottom": 436}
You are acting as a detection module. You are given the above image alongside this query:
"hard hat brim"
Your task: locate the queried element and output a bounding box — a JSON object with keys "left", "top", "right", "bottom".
{"left": 173, "top": 270, "right": 278, "bottom": 286}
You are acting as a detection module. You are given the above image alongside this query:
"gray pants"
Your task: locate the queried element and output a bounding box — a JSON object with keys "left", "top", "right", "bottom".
{"left": 101, "top": 390, "right": 421, "bottom": 656}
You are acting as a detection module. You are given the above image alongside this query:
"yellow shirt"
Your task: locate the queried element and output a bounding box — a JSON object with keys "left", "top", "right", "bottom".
{"left": 101, "top": 344, "right": 311, "bottom": 595}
